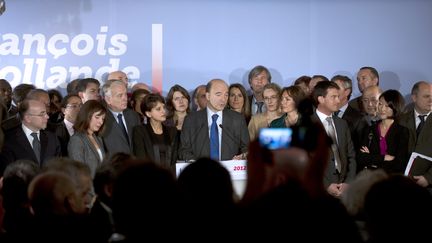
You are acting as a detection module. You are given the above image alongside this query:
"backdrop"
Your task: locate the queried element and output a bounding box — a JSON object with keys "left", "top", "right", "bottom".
{"left": 1, "top": 0, "right": 431, "bottom": 99}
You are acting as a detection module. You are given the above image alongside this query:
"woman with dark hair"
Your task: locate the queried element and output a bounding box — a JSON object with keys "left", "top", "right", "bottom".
{"left": 357, "top": 89, "right": 409, "bottom": 174}
{"left": 68, "top": 100, "right": 107, "bottom": 178}
{"left": 132, "top": 93, "right": 179, "bottom": 171}
{"left": 165, "top": 84, "right": 190, "bottom": 131}
{"left": 270, "top": 85, "right": 307, "bottom": 128}
{"left": 228, "top": 83, "right": 251, "bottom": 124}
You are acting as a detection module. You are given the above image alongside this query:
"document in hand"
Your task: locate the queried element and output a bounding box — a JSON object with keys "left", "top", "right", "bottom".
{"left": 404, "top": 152, "right": 432, "bottom": 176}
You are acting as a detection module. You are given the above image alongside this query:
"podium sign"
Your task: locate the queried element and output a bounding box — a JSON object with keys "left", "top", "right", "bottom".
{"left": 176, "top": 160, "right": 247, "bottom": 180}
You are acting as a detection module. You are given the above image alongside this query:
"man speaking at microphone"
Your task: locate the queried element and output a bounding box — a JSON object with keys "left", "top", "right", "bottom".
{"left": 179, "top": 79, "right": 249, "bottom": 161}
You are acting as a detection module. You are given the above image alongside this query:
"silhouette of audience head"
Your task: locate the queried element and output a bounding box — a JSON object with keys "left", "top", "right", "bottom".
{"left": 364, "top": 174, "right": 432, "bottom": 242}
{"left": 341, "top": 169, "right": 388, "bottom": 219}
{"left": 2, "top": 160, "right": 39, "bottom": 210}
{"left": 178, "top": 157, "right": 234, "bottom": 208}
{"left": 1, "top": 160, "right": 40, "bottom": 233}
{"left": 28, "top": 171, "right": 87, "bottom": 216}
{"left": 43, "top": 157, "right": 94, "bottom": 211}
{"left": 112, "top": 161, "right": 178, "bottom": 241}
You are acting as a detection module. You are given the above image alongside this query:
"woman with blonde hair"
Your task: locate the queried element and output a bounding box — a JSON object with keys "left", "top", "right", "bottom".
{"left": 248, "top": 83, "right": 283, "bottom": 140}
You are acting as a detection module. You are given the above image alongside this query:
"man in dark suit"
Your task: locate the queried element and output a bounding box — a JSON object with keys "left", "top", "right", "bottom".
{"left": 247, "top": 65, "right": 271, "bottom": 115}
{"left": 100, "top": 80, "right": 141, "bottom": 159}
{"left": 0, "top": 99, "right": 61, "bottom": 175}
{"left": 348, "top": 66, "right": 380, "bottom": 112}
{"left": 47, "top": 94, "right": 82, "bottom": 156}
{"left": 399, "top": 81, "right": 432, "bottom": 190}
{"left": 179, "top": 79, "right": 249, "bottom": 161}
{"left": 312, "top": 81, "right": 357, "bottom": 198}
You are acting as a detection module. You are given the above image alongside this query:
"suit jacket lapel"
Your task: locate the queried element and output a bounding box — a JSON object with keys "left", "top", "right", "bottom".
{"left": 17, "top": 128, "right": 38, "bottom": 162}
{"left": 200, "top": 109, "right": 210, "bottom": 156}
{"left": 39, "top": 131, "right": 48, "bottom": 163}
{"left": 108, "top": 111, "right": 129, "bottom": 143}
{"left": 85, "top": 134, "right": 103, "bottom": 163}
{"left": 333, "top": 118, "right": 346, "bottom": 173}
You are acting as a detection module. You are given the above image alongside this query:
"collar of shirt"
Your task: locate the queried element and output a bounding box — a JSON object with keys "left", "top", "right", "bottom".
{"left": 206, "top": 108, "right": 223, "bottom": 127}
{"left": 414, "top": 109, "right": 431, "bottom": 126}
{"left": 63, "top": 118, "right": 75, "bottom": 136}
{"left": 22, "top": 124, "right": 39, "bottom": 144}
{"left": 339, "top": 102, "right": 349, "bottom": 116}
{"left": 414, "top": 109, "right": 430, "bottom": 119}
{"left": 316, "top": 109, "right": 332, "bottom": 124}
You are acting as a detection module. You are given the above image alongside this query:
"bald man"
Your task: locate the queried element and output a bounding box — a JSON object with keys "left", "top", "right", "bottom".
{"left": 179, "top": 79, "right": 249, "bottom": 161}
{"left": 107, "top": 70, "right": 128, "bottom": 87}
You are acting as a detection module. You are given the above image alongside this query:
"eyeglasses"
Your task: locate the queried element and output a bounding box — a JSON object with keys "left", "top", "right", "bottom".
{"left": 361, "top": 98, "right": 379, "bottom": 105}
{"left": 27, "top": 111, "right": 49, "bottom": 117}
{"left": 264, "top": 96, "right": 278, "bottom": 102}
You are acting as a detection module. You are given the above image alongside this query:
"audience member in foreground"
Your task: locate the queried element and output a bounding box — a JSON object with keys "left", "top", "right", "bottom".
{"left": 240, "top": 113, "right": 362, "bottom": 242}
{"left": 110, "top": 161, "right": 178, "bottom": 242}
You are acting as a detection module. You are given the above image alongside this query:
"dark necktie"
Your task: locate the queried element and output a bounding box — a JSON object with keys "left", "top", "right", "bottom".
{"left": 117, "top": 113, "right": 129, "bottom": 143}
{"left": 326, "top": 117, "right": 342, "bottom": 173}
{"left": 256, "top": 102, "right": 264, "bottom": 114}
{"left": 416, "top": 115, "right": 426, "bottom": 138}
{"left": 31, "top": 132, "right": 41, "bottom": 163}
{"left": 210, "top": 114, "right": 219, "bottom": 161}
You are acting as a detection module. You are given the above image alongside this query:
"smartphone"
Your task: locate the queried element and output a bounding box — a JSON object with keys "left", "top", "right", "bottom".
{"left": 258, "top": 128, "right": 293, "bottom": 150}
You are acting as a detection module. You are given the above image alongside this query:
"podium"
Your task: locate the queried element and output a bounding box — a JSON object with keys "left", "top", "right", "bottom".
{"left": 176, "top": 160, "right": 247, "bottom": 197}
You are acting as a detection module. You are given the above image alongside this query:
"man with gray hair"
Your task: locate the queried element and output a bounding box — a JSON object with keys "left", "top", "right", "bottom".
{"left": 248, "top": 65, "right": 271, "bottom": 115}
{"left": 100, "top": 80, "right": 140, "bottom": 158}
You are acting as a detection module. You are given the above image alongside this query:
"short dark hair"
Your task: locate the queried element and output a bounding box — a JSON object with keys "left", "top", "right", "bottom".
{"left": 312, "top": 81, "right": 340, "bottom": 106}
{"left": 411, "top": 81, "right": 429, "bottom": 96}
{"left": 67, "top": 78, "right": 82, "bottom": 95}
{"left": 12, "top": 84, "right": 35, "bottom": 105}
{"left": 60, "top": 94, "right": 81, "bottom": 109}
{"left": 359, "top": 66, "right": 380, "bottom": 83}
{"left": 141, "top": 93, "right": 166, "bottom": 117}
{"left": 294, "top": 75, "right": 311, "bottom": 86}
{"left": 76, "top": 78, "right": 100, "bottom": 93}
{"left": 73, "top": 100, "right": 107, "bottom": 134}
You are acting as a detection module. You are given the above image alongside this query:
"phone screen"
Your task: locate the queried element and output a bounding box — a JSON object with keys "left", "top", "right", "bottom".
{"left": 259, "top": 128, "right": 293, "bottom": 150}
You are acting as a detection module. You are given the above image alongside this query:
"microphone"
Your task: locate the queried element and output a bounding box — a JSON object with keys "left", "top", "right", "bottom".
{"left": 219, "top": 124, "right": 242, "bottom": 156}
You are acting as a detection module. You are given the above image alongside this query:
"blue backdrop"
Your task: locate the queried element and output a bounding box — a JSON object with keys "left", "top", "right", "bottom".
{"left": 1, "top": 0, "right": 431, "bottom": 99}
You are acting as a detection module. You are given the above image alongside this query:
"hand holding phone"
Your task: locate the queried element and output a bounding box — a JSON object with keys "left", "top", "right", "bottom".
{"left": 258, "top": 128, "right": 293, "bottom": 150}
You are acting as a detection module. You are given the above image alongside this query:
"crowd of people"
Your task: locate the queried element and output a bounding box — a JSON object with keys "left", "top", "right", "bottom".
{"left": 0, "top": 65, "right": 431, "bottom": 242}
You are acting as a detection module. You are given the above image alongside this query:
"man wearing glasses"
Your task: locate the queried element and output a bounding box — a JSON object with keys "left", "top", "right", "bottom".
{"left": 47, "top": 94, "right": 82, "bottom": 156}
{"left": 0, "top": 99, "right": 61, "bottom": 175}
